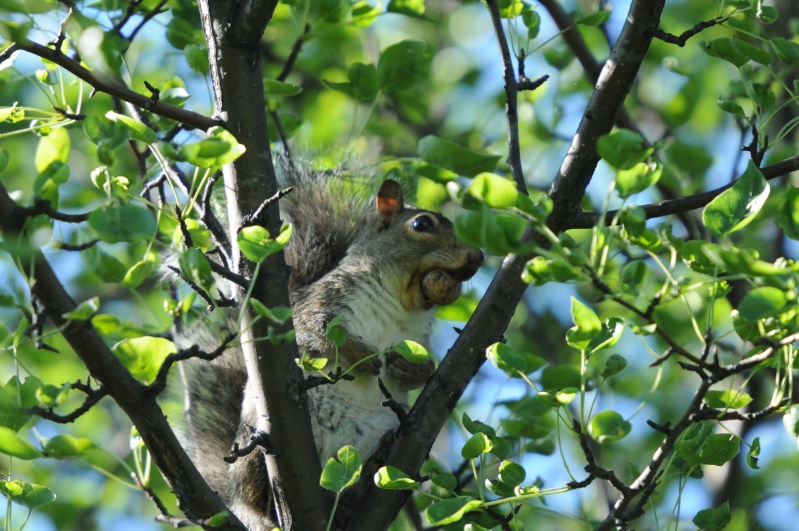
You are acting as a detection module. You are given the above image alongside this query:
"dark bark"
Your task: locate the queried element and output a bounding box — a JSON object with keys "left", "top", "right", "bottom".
{"left": 196, "top": 0, "right": 329, "bottom": 529}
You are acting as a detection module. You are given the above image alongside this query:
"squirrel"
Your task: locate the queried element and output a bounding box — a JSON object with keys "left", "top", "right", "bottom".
{"left": 178, "top": 172, "right": 483, "bottom": 530}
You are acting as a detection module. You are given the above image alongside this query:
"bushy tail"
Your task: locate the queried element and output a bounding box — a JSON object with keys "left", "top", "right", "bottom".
{"left": 179, "top": 324, "right": 245, "bottom": 497}
{"left": 280, "top": 168, "right": 373, "bottom": 290}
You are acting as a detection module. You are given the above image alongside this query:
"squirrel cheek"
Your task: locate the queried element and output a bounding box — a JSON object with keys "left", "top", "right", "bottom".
{"left": 421, "top": 269, "right": 462, "bottom": 306}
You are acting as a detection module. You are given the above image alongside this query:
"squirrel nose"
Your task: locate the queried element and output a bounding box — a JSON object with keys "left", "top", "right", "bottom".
{"left": 469, "top": 249, "right": 484, "bottom": 269}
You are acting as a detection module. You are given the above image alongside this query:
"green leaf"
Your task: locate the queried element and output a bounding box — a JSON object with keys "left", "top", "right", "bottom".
{"left": 351, "top": 1, "right": 381, "bottom": 26}
{"left": 0, "top": 479, "right": 55, "bottom": 509}
{"left": 589, "top": 410, "right": 631, "bottom": 443}
{"left": 35, "top": 383, "right": 69, "bottom": 408}
{"left": 461, "top": 432, "right": 493, "bottom": 459}
{"left": 497, "top": 460, "right": 526, "bottom": 487}
{"left": 179, "top": 248, "right": 215, "bottom": 293}
{"left": 250, "top": 300, "right": 292, "bottom": 324}
{"left": 377, "top": 40, "right": 434, "bottom": 92}
{"left": 319, "top": 445, "right": 362, "bottom": 492}
{"left": 522, "top": 5, "right": 541, "bottom": 39}
{"left": 206, "top": 510, "right": 230, "bottom": 527}
{"left": 717, "top": 97, "right": 747, "bottom": 118}
{"left": 0, "top": 426, "right": 42, "bottom": 459}
{"left": 693, "top": 501, "right": 731, "bottom": 531}
{"left": 757, "top": 5, "right": 778, "bottom": 23}
{"left": 497, "top": 0, "right": 523, "bottom": 18}
{"left": 89, "top": 203, "right": 157, "bottom": 244}
{"left": 83, "top": 115, "right": 129, "bottom": 148}
{"left": 105, "top": 111, "right": 157, "bottom": 144}
{"left": 699, "top": 38, "right": 749, "bottom": 66}
{"left": 462, "top": 412, "right": 496, "bottom": 437}
{"left": 705, "top": 390, "right": 753, "bottom": 410}
{"left": 422, "top": 461, "right": 457, "bottom": 490}
{"left": 41, "top": 434, "right": 96, "bottom": 458}
{"left": 577, "top": 10, "right": 611, "bottom": 26}
{"left": 237, "top": 223, "right": 292, "bottom": 263}
{"left": 746, "top": 437, "right": 760, "bottom": 470}
{"left": 601, "top": 354, "right": 628, "bottom": 378}
{"left": 616, "top": 161, "right": 662, "bottom": 199}
{"left": 733, "top": 39, "right": 772, "bottom": 65}
{"left": 464, "top": 172, "right": 519, "bottom": 208}
{"left": 387, "top": 0, "right": 424, "bottom": 16}
{"left": 778, "top": 187, "right": 799, "bottom": 240}
{"left": 296, "top": 353, "right": 328, "bottom": 372}
{"left": 566, "top": 297, "right": 601, "bottom": 351}
{"left": 122, "top": 252, "right": 159, "bottom": 289}
{"left": 0, "top": 376, "right": 42, "bottom": 431}
{"left": 263, "top": 78, "right": 303, "bottom": 96}
{"left": 703, "top": 161, "right": 769, "bottom": 237}
{"left": 425, "top": 496, "right": 482, "bottom": 526}
{"left": 325, "top": 316, "right": 348, "bottom": 347}
{"left": 700, "top": 434, "right": 740, "bottom": 466}
{"left": 327, "top": 63, "right": 379, "bottom": 102}
{"left": 35, "top": 126, "right": 70, "bottom": 173}
{"left": 419, "top": 136, "right": 501, "bottom": 177}
{"left": 621, "top": 260, "right": 646, "bottom": 287}
{"left": 486, "top": 342, "right": 527, "bottom": 374}
{"left": 541, "top": 365, "right": 581, "bottom": 390}
{"left": 771, "top": 37, "right": 799, "bottom": 64}
{"left": 750, "top": 82, "right": 775, "bottom": 112}
{"left": 588, "top": 318, "right": 624, "bottom": 354}
{"left": 738, "top": 286, "right": 787, "bottom": 322}
{"left": 374, "top": 466, "right": 420, "bottom": 490}
{"left": 393, "top": 340, "right": 432, "bottom": 363}
{"left": 597, "top": 130, "right": 653, "bottom": 170}
{"left": 112, "top": 337, "right": 176, "bottom": 384}
{"left": 179, "top": 135, "right": 246, "bottom": 168}
{"left": 184, "top": 44, "right": 209, "bottom": 75}
{"left": 62, "top": 296, "right": 100, "bottom": 321}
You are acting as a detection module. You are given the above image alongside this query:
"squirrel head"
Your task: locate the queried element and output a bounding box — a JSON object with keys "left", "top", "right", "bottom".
{"left": 372, "top": 179, "right": 484, "bottom": 311}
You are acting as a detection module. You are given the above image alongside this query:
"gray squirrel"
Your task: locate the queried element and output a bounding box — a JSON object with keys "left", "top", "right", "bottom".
{"left": 178, "top": 172, "right": 483, "bottom": 530}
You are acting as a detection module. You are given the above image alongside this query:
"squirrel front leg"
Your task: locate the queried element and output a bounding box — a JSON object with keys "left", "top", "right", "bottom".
{"left": 384, "top": 352, "right": 435, "bottom": 390}
{"left": 336, "top": 334, "right": 382, "bottom": 375}
{"left": 293, "top": 302, "right": 382, "bottom": 375}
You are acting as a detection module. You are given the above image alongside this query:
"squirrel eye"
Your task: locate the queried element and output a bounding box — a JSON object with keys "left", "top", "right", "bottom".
{"left": 411, "top": 215, "right": 435, "bottom": 232}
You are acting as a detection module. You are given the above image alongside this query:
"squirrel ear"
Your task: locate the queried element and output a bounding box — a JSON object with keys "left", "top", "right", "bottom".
{"left": 376, "top": 179, "right": 404, "bottom": 225}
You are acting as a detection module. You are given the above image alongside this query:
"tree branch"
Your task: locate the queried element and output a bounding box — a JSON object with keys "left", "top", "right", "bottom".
{"left": 568, "top": 153, "right": 799, "bottom": 229}
{"left": 0, "top": 182, "right": 244, "bottom": 530}
{"left": 197, "top": 0, "right": 329, "bottom": 528}
{"left": 13, "top": 39, "right": 222, "bottom": 131}
{"left": 344, "top": 2, "right": 666, "bottom": 528}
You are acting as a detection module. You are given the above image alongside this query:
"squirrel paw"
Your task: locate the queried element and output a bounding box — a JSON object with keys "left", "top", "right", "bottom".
{"left": 385, "top": 351, "right": 435, "bottom": 390}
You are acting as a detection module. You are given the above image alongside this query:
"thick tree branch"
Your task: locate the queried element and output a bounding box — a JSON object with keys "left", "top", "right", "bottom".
{"left": 197, "top": 0, "right": 329, "bottom": 528}
{"left": 345, "top": 2, "right": 666, "bottom": 528}
{"left": 0, "top": 182, "right": 244, "bottom": 530}
{"left": 568, "top": 153, "right": 799, "bottom": 229}
{"left": 14, "top": 39, "right": 222, "bottom": 131}
{"left": 547, "top": 0, "right": 666, "bottom": 223}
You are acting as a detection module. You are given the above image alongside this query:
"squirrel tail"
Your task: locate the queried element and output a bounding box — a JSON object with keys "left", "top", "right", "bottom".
{"left": 279, "top": 166, "right": 372, "bottom": 290}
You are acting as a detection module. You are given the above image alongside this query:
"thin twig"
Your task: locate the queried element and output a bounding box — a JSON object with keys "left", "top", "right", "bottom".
{"left": 569, "top": 153, "right": 799, "bottom": 229}
{"left": 652, "top": 17, "right": 729, "bottom": 47}
{"left": 14, "top": 39, "right": 222, "bottom": 131}
{"left": 29, "top": 387, "right": 109, "bottom": 424}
